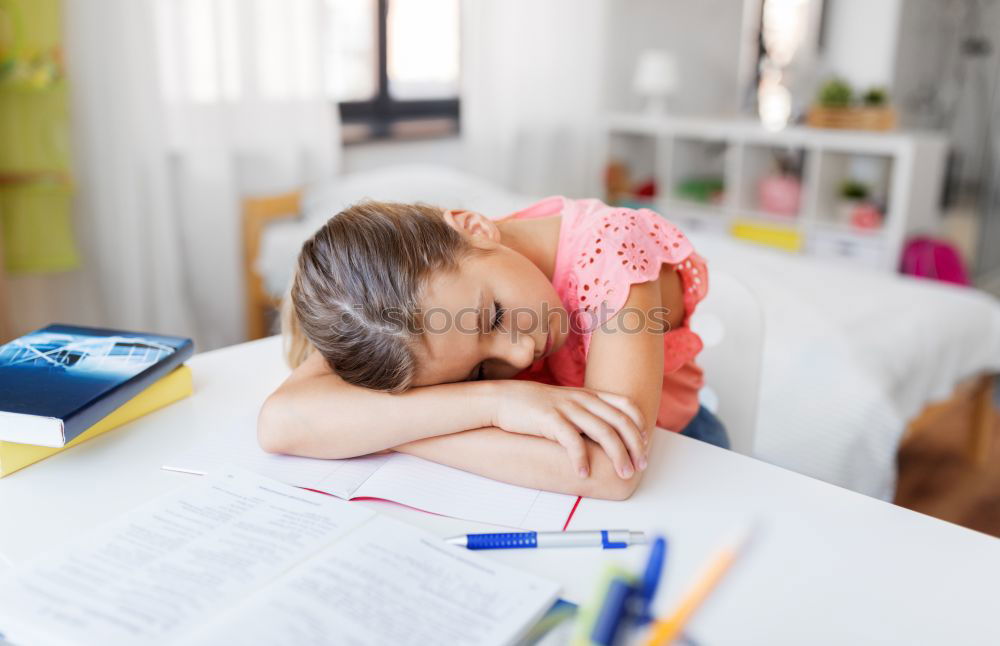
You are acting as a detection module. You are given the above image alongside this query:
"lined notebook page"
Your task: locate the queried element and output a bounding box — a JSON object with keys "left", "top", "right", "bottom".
{"left": 357, "top": 454, "right": 577, "bottom": 531}
{"left": 191, "top": 515, "right": 559, "bottom": 646}
{"left": 162, "top": 419, "right": 389, "bottom": 499}
{"left": 164, "top": 423, "right": 578, "bottom": 529}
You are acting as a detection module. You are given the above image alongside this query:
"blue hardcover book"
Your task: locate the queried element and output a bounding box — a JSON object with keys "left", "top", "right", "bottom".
{"left": 0, "top": 324, "right": 194, "bottom": 447}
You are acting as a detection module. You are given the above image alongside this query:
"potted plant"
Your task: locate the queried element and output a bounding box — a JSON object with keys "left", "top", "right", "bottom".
{"left": 807, "top": 80, "right": 896, "bottom": 131}
{"left": 818, "top": 78, "right": 853, "bottom": 108}
{"left": 838, "top": 179, "right": 868, "bottom": 223}
{"left": 837, "top": 180, "right": 883, "bottom": 230}
{"left": 862, "top": 87, "right": 888, "bottom": 107}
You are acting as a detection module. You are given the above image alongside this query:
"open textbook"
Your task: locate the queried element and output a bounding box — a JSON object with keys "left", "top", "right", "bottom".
{"left": 0, "top": 469, "right": 559, "bottom": 646}
{"left": 163, "top": 420, "right": 579, "bottom": 530}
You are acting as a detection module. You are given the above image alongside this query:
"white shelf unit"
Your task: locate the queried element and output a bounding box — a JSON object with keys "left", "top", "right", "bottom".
{"left": 606, "top": 113, "right": 949, "bottom": 272}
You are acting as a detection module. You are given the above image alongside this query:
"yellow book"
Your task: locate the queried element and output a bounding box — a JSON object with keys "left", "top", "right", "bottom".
{"left": 0, "top": 365, "right": 193, "bottom": 477}
{"left": 730, "top": 218, "right": 803, "bottom": 252}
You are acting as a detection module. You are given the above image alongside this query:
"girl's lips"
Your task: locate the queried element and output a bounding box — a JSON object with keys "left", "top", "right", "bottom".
{"left": 541, "top": 328, "right": 554, "bottom": 357}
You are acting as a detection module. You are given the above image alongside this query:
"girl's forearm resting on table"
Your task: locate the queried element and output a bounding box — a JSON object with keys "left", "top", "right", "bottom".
{"left": 258, "top": 358, "right": 499, "bottom": 459}
{"left": 260, "top": 353, "right": 647, "bottom": 480}
{"left": 394, "top": 427, "right": 644, "bottom": 500}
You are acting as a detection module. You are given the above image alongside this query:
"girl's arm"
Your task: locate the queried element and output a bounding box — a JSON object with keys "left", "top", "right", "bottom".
{"left": 394, "top": 271, "right": 673, "bottom": 500}
{"left": 258, "top": 351, "right": 494, "bottom": 456}
{"left": 395, "top": 427, "right": 640, "bottom": 500}
{"left": 258, "top": 353, "right": 645, "bottom": 477}
{"left": 584, "top": 271, "right": 668, "bottom": 433}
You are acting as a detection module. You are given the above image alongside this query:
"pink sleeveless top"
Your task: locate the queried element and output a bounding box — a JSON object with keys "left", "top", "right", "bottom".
{"left": 506, "top": 196, "right": 708, "bottom": 431}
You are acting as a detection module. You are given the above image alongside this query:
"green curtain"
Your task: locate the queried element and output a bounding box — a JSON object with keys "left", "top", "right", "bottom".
{"left": 0, "top": 0, "right": 79, "bottom": 273}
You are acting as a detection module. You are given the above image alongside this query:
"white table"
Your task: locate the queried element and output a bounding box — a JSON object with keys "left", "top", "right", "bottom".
{"left": 2, "top": 338, "right": 999, "bottom": 645}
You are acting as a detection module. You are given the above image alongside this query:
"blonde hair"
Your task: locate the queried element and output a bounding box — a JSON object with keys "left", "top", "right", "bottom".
{"left": 284, "top": 200, "right": 473, "bottom": 392}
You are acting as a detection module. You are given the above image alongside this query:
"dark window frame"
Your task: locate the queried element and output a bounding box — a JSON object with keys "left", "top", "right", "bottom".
{"left": 338, "top": 0, "right": 459, "bottom": 139}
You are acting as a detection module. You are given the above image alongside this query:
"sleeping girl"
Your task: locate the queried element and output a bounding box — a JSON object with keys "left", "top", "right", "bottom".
{"left": 257, "top": 196, "right": 728, "bottom": 500}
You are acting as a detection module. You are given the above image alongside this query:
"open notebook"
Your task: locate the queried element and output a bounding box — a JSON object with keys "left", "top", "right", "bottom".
{"left": 163, "top": 419, "right": 579, "bottom": 531}
{"left": 0, "top": 469, "right": 559, "bottom": 646}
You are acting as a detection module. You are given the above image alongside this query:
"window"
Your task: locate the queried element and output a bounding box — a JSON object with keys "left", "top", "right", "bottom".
{"left": 327, "top": 0, "right": 460, "bottom": 142}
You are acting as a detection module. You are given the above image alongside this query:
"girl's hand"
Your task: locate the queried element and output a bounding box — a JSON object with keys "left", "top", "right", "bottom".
{"left": 489, "top": 381, "right": 648, "bottom": 480}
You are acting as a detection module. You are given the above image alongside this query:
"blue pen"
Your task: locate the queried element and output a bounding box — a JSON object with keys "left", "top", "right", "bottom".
{"left": 590, "top": 535, "right": 668, "bottom": 646}
{"left": 445, "top": 530, "right": 646, "bottom": 550}
{"left": 635, "top": 535, "right": 667, "bottom": 624}
{"left": 590, "top": 577, "right": 633, "bottom": 646}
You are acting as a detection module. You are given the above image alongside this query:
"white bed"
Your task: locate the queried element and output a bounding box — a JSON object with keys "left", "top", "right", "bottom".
{"left": 254, "top": 164, "right": 1000, "bottom": 501}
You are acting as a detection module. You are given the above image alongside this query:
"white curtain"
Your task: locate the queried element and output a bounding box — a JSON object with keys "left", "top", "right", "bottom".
{"left": 460, "top": 0, "right": 608, "bottom": 198}
{"left": 64, "top": 0, "right": 339, "bottom": 350}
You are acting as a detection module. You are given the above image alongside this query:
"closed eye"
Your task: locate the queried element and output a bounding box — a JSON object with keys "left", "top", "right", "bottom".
{"left": 468, "top": 362, "right": 486, "bottom": 382}
{"left": 466, "top": 301, "right": 505, "bottom": 382}
{"left": 491, "top": 300, "right": 505, "bottom": 331}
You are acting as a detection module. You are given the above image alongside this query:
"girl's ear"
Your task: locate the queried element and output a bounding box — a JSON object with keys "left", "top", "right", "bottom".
{"left": 442, "top": 209, "right": 501, "bottom": 243}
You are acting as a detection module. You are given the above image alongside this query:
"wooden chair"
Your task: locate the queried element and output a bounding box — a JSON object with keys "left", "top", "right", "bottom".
{"left": 242, "top": 190, "right": 302, "bottom": 340}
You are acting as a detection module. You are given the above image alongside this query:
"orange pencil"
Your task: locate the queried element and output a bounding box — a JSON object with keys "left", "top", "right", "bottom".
{"left": 645, "top": 527, "right": 754, "bottom": 646}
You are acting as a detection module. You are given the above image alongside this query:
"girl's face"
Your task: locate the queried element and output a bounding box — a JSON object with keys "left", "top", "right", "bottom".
{"left": 410, "top": 210, "right": 568, "bottom": 386}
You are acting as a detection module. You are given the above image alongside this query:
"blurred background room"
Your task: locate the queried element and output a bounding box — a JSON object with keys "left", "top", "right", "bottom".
{"left": 2, "top": 0, "right": 1000, "bottom": 532}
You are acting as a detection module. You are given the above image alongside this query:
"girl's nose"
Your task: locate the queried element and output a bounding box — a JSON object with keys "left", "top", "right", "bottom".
{"left": 497, "top": 332, "right": 536, "bottom": 370}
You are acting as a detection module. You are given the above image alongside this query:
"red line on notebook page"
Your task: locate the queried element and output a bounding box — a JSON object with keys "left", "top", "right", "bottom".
{"left": 304, "top": 487, "right": 581, "bottom": 530}
{"left": 301, "top": 487, "right": 332, "bottom": 497}
{"left": 301, "top": 488, "right": 440, "bottom": 518}
{"left": 562, "top": 496, "right": 582, "bottom": 531}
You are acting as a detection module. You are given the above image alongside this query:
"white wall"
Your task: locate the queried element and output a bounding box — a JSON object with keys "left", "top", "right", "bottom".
{"left": 604, "top": 0, "right": 905, "bottom": 116}
{"left": 604, "top": 0, "right": 745, "bottom": 114}
{"left": 821, "top": 0, "right": 903, "bottom": 89}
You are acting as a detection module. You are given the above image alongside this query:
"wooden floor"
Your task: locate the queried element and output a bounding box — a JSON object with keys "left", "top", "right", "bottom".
{"left": 895, "top": 402, "right": 1000, "bottom": 538}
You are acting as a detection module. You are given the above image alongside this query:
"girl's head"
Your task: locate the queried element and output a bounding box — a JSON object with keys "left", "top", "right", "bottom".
{"left": 286, "top": 201, "right": 565, "bottom": 392}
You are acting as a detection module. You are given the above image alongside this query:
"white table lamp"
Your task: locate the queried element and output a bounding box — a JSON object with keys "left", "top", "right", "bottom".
{"left": 633, "top": 50, "right": 679, "bottom": 114}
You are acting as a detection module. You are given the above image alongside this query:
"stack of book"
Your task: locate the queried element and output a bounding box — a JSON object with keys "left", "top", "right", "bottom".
{"left": 0, "top": 324, "right": 194, "bottom": 477}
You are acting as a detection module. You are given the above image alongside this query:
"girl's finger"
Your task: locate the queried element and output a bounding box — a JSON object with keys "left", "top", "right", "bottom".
{"left": 577, "top": 395, "right": 647, "bottom": 471}
{"left": 562, "top": 404, "right": 634, "bottom": 479}
{"left": 593, "top": 391, "right": 646, "bottom": 435}
{"left": 549, "top": 414, "right": 590, "bottom": 478}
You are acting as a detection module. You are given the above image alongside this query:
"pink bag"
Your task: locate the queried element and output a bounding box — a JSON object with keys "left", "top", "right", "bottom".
{"left": 900, "top": 237, "right": 971, "bottom": 286}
